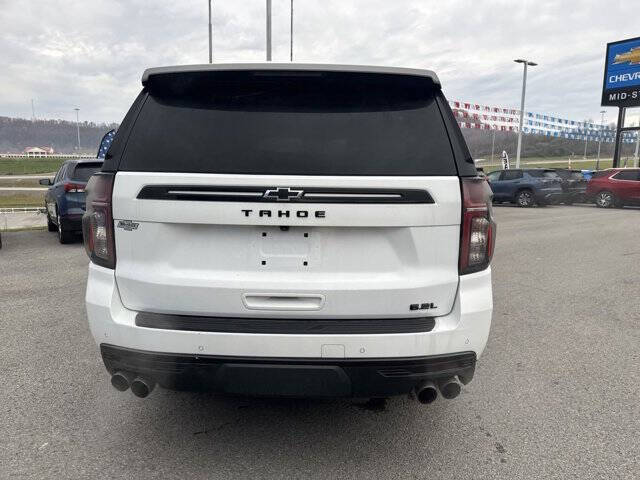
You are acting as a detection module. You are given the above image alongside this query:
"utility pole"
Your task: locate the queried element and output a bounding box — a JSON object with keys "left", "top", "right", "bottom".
{"left": 596, "top": 110, "right": 605, "bottom": 170}
{"left": 290, "top": 0, "right": 293, "bottom": 61}
{"left": 208, "top": 0, "right": 213, "bottom": 63}
{"left": 514, "top": 59, "right": 537, "bottom": 168}
{"left": 583, "top": 133, "right": 588, "bottom": 160}
{"left": 491, "top": 129, "right": 496, "bottom": 164}
{"left": 74, "top": 108, "right": 81, "bottom": 153}
{"left": 266, "top": 0, "right": 272, "bottom": 61}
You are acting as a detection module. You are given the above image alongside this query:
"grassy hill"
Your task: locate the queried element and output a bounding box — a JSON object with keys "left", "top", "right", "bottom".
{"left": 0, "top": 116, "right": 118, "bottom": 155}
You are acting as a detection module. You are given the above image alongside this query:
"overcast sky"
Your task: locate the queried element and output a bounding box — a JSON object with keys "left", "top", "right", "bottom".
{"left": 1, "top": 0, "right": 637, "bottom": 124}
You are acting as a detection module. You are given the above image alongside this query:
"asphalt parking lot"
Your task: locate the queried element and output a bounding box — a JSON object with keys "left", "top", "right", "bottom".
{"left": 1, "top": 205, "right": 639, "bottom": 479}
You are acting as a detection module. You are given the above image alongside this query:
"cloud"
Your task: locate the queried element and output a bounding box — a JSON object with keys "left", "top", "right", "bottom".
{"left": 0, "top": 0, "right": 636, "bottom": 124}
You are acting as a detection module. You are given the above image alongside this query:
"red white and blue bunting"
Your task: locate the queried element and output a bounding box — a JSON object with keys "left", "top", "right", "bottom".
{"left": 448, "top": 100, "right": 638, "bottom": 143}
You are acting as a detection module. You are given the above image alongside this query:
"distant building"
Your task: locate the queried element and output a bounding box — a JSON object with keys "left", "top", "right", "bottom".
{"left": 23, "top": 146, "right": 54, "bottom": 157}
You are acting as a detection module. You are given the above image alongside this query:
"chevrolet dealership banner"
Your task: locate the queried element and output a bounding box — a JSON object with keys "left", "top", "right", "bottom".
{"left": 602, "top": 36, "right": 640, "bottom": 107}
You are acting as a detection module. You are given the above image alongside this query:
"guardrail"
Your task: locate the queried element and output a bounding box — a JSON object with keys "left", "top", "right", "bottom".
{"left": 0, "top": 207, "right": 46, "bottom": 214}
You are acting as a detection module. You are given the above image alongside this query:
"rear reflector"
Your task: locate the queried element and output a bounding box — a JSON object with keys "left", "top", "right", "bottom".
{"left": 82, "top": 173, "right": 115, "bottom": 269}
{"left": 459, "top": 177, "right": 496, "bottom": 275}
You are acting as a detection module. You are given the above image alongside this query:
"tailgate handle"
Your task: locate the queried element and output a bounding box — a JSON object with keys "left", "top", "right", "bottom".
{"left": 242, "top": 294, "right": 325, "bottom": 311}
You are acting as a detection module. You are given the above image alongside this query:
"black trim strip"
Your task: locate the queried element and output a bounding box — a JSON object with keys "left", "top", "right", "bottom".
{"left": 101, "top": 344, "right": 475, "bottom": 368}
{"left": 135, "top": 312, "right": 436, "bottom": 334}
{"left": 136, "top": 185, "right": 434, "bottom": 204}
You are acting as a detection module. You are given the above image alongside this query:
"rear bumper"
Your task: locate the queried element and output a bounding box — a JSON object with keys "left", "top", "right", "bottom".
{"left": 101, "top": 344, "right": 476, "bottom": 397}
{"left": 86, "top": 264, "right": 492, "bottom": 396}
{"left": 60, "top": 213, "right": 83, "bottom": 232}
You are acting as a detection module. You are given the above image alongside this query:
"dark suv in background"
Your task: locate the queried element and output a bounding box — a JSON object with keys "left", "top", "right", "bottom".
{"left": 552, "top": 169, "right": 587, "bottom": 204}
{"left": 40, "top": 159, "right": 103, "bottom": 243}
{"left": 486, "top": 168, "right": 563, "bottom": 207}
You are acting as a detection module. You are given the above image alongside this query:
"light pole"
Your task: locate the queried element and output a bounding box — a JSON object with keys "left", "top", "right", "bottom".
{"left": 266, "top": 0, "right": 272, "bottom": 61}
{"left": 290, "top": 0, "right": 293, "bottom": 62}
{"left": 208, "top": 0, "right": 213, "bottom": 63}
{"left": 74, "top": 108, "right": 81, "bottom": 153}
{"left": 596, "top": 110, "right": 605, "bottom": 170}
{"left": 491, "top": 128, "right": 496, "bottom": 164}
{"left": 514, "top": 59, "right": 537, "bottom": 168}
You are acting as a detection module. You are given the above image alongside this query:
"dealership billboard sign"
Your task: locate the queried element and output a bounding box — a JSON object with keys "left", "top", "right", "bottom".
{"left": 602, "top": 36, "right": 640, "bottom": 107}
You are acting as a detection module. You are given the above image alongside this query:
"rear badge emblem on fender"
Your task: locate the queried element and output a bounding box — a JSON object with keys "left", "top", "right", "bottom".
{"left": 410, "top": 302, "right": 437, "bottom": 311}
{"left": 117, "top": 220, "right": 139, "bottom": 231}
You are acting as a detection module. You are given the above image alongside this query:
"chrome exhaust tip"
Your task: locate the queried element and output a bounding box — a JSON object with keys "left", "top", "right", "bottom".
{"left": 111, "top": 371, "right": 134, "bottom": 392}
{"left": 415, "top": 380, "right": 438, "bottom": 404}
{"left": 437, "top": 377, "right": 462, "bottom": 400}
{"left": 130, "top": 377, "right": 156, "bottom": 398}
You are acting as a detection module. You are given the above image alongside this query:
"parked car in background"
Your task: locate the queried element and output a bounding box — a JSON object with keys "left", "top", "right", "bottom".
{"left": 486, "top": 168, "right": 563, "bottom": 207}
{"left": 586, "top": 168, "right": 640, "bottom": 208}
{"left": 40, "top": 159, "right": 104, "bottom": 243}
{"left": 552, "top": 168, "right": 588, "bottom": 204}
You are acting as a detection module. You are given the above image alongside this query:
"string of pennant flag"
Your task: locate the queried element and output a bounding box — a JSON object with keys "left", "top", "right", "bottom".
{"left": 449, "top": 100, "right": 639, "bottom": 143}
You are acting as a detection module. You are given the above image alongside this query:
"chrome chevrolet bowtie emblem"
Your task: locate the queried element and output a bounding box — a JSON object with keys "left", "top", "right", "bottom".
{"left": 264, "top": 187, "right": 304, "bottom": 201}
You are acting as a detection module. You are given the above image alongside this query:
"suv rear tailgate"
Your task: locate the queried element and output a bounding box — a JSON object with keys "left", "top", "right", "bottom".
{"left": 112, "top": 173, "right": 461, "bottom": 318}
{"left": 105, "top": 66, "right": 468, "bottom": 321}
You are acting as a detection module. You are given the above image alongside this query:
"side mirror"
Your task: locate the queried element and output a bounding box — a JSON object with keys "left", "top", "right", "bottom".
{"left": 39, "top": 178, "right": 52, "bottom": 186}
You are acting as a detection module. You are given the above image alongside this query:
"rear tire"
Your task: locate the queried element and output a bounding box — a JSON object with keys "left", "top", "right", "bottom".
{"left": 46, "top": 209, "right": 56, "bottom": 232}
{"left": 516, "top": 189, "right": 534, "bottom": 207}
{"left": 57, "top": 211, "right": 74, "bottom": 244}
{"left": 595, "top": 191, "right": 614, "bottom": 208}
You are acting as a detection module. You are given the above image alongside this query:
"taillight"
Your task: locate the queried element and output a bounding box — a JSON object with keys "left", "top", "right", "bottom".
{"left": 459, "top": 177, "right": 496, "bottom": 275}
{"left": 64, "top": 182, "right": 85, "bottom": 192}
{"left": 82, "top": 173, "right": 115, "bottom": 269}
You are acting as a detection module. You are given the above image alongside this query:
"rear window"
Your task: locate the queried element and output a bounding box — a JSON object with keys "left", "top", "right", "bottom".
{"left": 119, "top": 71, "right": 456, "bottom": 176}
{"left": 71, "top": 163, "right": 103, "bottom": 182}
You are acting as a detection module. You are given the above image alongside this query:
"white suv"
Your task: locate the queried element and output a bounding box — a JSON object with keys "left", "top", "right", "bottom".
{"left": 83, "top": 64, "right": 495, "bottom": 403}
